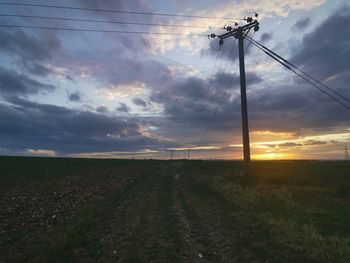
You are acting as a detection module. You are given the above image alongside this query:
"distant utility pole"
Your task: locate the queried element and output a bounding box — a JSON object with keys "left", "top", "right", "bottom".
{"left": 187, "top": 149, "right": 190, "bottom": 160}
{"left": 209, "top": 14, "right": 259, "bottom": 172}
{"left": 345, "top": 146, "right": 350, "bottom": 161}
{"left": 171, "top": 150, "right": 174, "bottom": 160}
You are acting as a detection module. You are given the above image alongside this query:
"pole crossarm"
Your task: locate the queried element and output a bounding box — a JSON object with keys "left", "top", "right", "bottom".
{"left": 217, "top": 20, "right": 259, "bottom": 40}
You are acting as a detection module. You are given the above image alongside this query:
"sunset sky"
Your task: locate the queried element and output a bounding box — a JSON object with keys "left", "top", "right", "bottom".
{"left": 0, "top": 0, "right": 349, "bottom": 159}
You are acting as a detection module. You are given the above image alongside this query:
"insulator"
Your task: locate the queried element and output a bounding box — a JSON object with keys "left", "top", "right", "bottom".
{"left": 247, "top": 17, "right": 253, "bottom": 23}
{"left": 254, "top": 25, "right": 260, "bottom": 32}
{"left": 219, "top": 38, "right": 224, "bottom": 46}
{"left": 255, "top": 13, "right": 258, "bottom": 17}
{"left": 210, "top": 33, "right": 216, "bottom": 38}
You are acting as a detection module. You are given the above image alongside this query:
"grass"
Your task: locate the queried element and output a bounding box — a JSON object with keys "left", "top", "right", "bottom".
{"left": 0, "top": 157, "right": 349, "bottom": 262}
{"left": 182, "top": 160, "right": 350, "bottom": 262}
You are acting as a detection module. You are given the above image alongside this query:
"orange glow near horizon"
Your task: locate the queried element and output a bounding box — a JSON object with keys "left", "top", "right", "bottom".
{"left": 252, "top": 152, "right": 293, "bottom": 160}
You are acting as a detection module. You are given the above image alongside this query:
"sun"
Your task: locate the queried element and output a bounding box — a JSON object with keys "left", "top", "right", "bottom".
{"left": 252, "top": 152, "right": 290, "bottom": 160}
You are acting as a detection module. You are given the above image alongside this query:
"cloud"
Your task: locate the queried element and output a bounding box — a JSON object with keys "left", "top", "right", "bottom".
{"left": 247, "top": 83, "right": 349, "bottom": 133}
{"left": 149, "top": 71, "right": 262, "bottom": 136}
{"left": 0, "top": 28, "right": 61, "bottom": 61}
{"left": 304, "top": 140, "right": 328, "bottom": 146}
{"left": 291, "top": 6, "right": 350, "bottom": 79}
{"left": 278, "top": 142, "right": 303, "bottom": 147}
{"left": 148, "top": 58, "right": 348, "bottom": 145}
{"left": 76, "top": 0, "right": 151, "bottom": 20}
{"left": 292, "top": 17, "right": 311, "bottom": 31}
{"left": 96, "top": 105, "right": 108, "bottom": 113}
{"left": 27, "top": 149, "right": 56, "bottom": 157}
{"left": 133, "top": 98, "right": 147, "bottom": 107}
{"left": 117, "top": 103, "right": 130, "bottom": 113}
{"left": 146, "top": 0, "right": 326, "bottom": 54}
{"left": 74, "top": 0, "right": 152, "bottom": 55}
{"left": 68, "top": 92, "right": 81, "bottom": 102}
{"left": 0, "top": 68, "right": 55, "bottom": 98}
{"left": 18, "top": 62, "right": 53, "bottom": 77}
{"left": 260, "top": 32, "right": 272, "bottom": 43}
{"left": 0, "top": 97, "right": 176, "bottom": 154}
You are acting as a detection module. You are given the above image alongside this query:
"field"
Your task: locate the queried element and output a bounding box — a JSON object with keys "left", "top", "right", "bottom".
{"left": 1, "top": 157, "right": 350, "bottom": 262}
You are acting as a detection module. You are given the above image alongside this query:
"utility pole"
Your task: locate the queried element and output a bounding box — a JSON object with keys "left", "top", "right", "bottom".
{"left": 209, "top": 14, "right": 259, "bottom": 172}
{"left": 171, "top": 150, "right": 174, "bottom": 160}
{"left": 345, "top": 146, "right": 350, "bottom": 161}
{"left": 187, "top": 149, "right": 190, "bottom": 160}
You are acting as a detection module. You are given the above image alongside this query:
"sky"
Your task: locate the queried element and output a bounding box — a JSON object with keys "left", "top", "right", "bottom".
{"left": 0, "top": 0, "right": 349, "bottom": 160}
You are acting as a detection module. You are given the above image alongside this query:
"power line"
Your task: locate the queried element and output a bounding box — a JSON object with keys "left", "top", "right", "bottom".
{"left": 246, "top": 37, "right": 350, "bottom": 111}
{"left": 185, "top": 45, "right": 222, "bottom": 148}
{"left": 0, "top": 13, "right": 213, "bottom": 29}
{"left": 0, "top": 24, "right": 207, "bottom": 36}
{"left": 0, "top": 2, "right": 235, "bottom": 20}
{"left": 192, "top": 39, "right": 238, "bottom": 146}
{"left": 246, "top": 36, "right": 350, "bottom": 104}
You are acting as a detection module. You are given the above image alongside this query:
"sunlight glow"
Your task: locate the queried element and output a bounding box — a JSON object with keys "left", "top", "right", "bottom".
{"left": 252, "top": 152, "right": 291, "bottom": 160}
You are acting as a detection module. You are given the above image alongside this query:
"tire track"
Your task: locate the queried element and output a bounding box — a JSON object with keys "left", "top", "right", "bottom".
{"left": 177, "top": 162, "right": 289, "bottom": 262}
{"left": 171, "top": 162, "right": 208, "bottom": 262}
{"left": 100, "top": 163, "right": 183, "bottom": 262}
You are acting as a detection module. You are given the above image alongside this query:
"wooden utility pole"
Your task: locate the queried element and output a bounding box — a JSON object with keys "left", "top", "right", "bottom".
{"left": 209, "top": 15, "right": 259, "bottom": 172}
{"left": 237, "top": 27, "right": 251, "bottom": 165}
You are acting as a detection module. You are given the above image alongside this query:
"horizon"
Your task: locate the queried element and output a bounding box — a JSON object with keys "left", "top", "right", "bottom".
{"left": 1, "top": 155, "right": 348, "bottom": 162}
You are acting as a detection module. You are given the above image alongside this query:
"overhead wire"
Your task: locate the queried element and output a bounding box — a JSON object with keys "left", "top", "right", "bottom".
{"left": 185, "top": 44, "right": 223, "bottom": 149}
{"left": 246, "top": 37, "right": 350, "bottom": 111}
{"left": 0, "top": 13, "right": 214, "bottom": 29}
{"left": 192, "top": 38, "right": 238, "bottom": 146}
{"left": 0, "top": 24, "right": 207, "bottom": 36}
{"left": 244, "top": 31, "right": 255, "bottom": 52}
{"left": 0, "top": 2, "right": 238, "bottom": 20}
{"left": 246, "top": 36, "right": 350, "bottom": 104}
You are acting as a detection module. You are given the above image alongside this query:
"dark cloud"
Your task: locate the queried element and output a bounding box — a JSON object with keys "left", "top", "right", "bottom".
{"left": 304, "top": 140, "right": 328, "bottom": 146}
{"left": 76, "top": 0, "right": 151, "bottom": 20}
{"left": 150, "top": 71, "right": 262, "bottom": 137}
{"left": 260, "top": 32, "right": 272, "bottom": 43}
{"left": 96, "top": 106, "right": 108, "bottom": 113}
{"left": 0, "top": 97, "right": 176, "bottom": 154}
{"left": 247, "top": 82, "right": 349, "bottom": 133}
{"left": 75, "top": 0, "right": 152, "bottom": 54}
{"left": 68, "top": 92, "right": 81, "bottom": 102}
{"left": 117, "top": 103, "right": 130, "bottom": 113}
{"left": 0, "top": 68, "right": 55, "bottom": 98}
{"left": 292, "top": 17, "right": 311, "bottom": 31}
{"left": 149, "top": 61, "right": 348, "bottom": 140}
{"left": 133, "top": 98, "right": 147, "bottom": 107}
{"left": 17, "top": 62, "right": 53, "bottom": 77}
{"left": 97, "top": 58, "right": 172, "bottom": 88}
{"left": 278, "top": 142, "right": 303, "bottom": 147}
{"left": 291, "top": 7, "right": 350, "bottom": 79}
{"left": 276, "top": 140, "right": 328, "bottom": 148}
{"left": 0, "top": 28, "right": 61, "bottom": 61}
